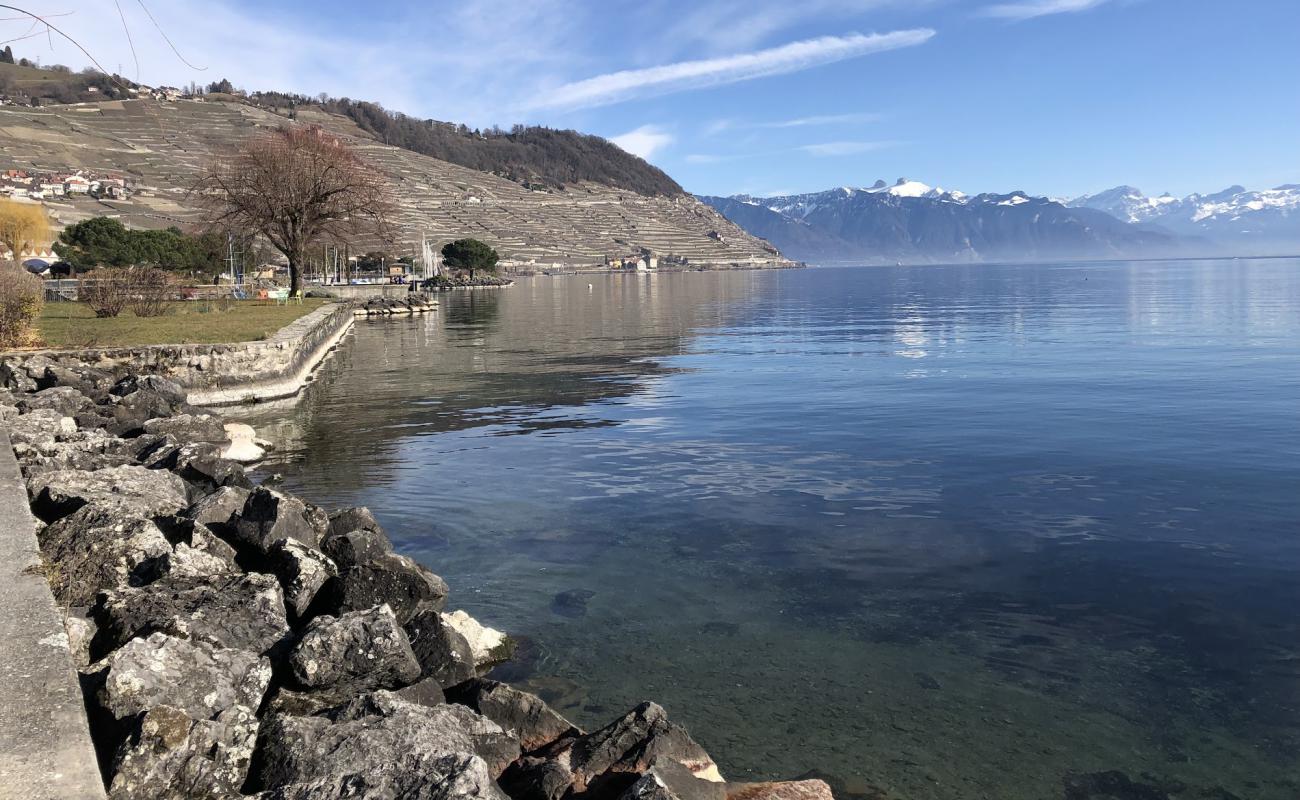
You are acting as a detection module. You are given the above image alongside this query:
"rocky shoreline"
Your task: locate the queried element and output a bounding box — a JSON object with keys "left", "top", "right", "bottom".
{"left": 0, "top": 357, "right": 832, "bottom": 800}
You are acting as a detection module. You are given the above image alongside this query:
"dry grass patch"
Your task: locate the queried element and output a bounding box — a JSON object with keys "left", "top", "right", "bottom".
{"left": 34, "top": 299, "right": 327, "bottom": 349}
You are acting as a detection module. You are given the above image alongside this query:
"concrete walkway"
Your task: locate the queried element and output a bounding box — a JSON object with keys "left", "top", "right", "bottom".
{"left": 0, "top": 431, "right": 106, "bottom": 799}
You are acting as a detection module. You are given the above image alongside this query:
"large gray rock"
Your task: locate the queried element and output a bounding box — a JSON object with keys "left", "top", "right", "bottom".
{"left": 288, "top": 605, "right": 420, "bottom": 695}
{"left": 142, "top": 414, "right": 230, "bottom": 445}
{"left": 88, "top": 632, "right": 271, "bottom": 724}
{"left": 7, "top": 408, "right": 76, "bottom": 452}
{"left": 14, "top": 428, "right": 140, "bottom": 474}
{"left": 17, "top": 385, "right": 94, "bottom": 416}
{"left": 183, "top": 486, "right": 250, "bottom": 536}
{"left": 93, "top": 573, "right": 290, "bottom": 658}
{"left": 313, "top": 553, "right": 448, "bottom": 625}
{"left": 507, "top": 703, "right": 720, "bottom": 800}
{"left": 269, "top": 538, "right": 337, "bottom": 619}
{"left": 110, "top": 374, "right": 187, "bottom": 405}
{"left": 37, "top": 504, "right": 172, "bottom": 607}
{"left": 108, "top": 703, "right": 258, "bottom": 800}
{"left": 569, "top": 703, "right": 720, "bottom": 788}
{"left": 321, "top": 529, "right": 393, "bottom": 570}
{"left": 252, "top": 690, "right": 518, "bottom": 793}
{"left": 620, "top": 762, "right": 728, "bottom": 800}
{"left": 27, "top": 464, "right": 190, "bottom": 522}
{"left": 258, "top": 752, "right": 505, "bottom": 800}
{"left": 404, "top": 609, "right": 476, "bottom": 688}
{"left": 445, "top": 679, "right": 579, "bottom": 753}
{"left": 37, "top": 363, "right": 114, "bottom": 398}
{"left": 232, "top": 488, "right": 322, "bottom": 554}
{"left": 146, "top": 441, "right": 252, "bottom": 494}
{"left": 146, "top": 542, "right": 239, "bottom": 582}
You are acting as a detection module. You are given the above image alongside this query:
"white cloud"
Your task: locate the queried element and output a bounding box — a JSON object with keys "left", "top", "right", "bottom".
{"left": 982, "top": 0, "right": 1111, "bottom": 20}
{"left": 799, "top": 140, "right": 896, "bottom": 156}
{"left": 760, "top": 112, "right": 882, "bottom": 128}
{"left": 610, "top": 125, "right": 675, "bottom": 160}
{"left": 529, "top": 29, "right": 936, "bottom": 111}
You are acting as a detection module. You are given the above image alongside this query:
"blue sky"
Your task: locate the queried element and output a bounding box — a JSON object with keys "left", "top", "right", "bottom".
{"left": 16, "top": 0, "right": 1300, "bottom": 198}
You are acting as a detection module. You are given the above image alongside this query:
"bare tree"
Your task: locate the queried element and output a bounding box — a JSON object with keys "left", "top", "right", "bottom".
{"left": 192, "top": 125, "right": 394, "bottom": 293}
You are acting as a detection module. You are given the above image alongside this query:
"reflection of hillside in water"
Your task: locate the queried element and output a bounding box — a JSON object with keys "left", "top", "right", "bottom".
{"left": 238, "top": 272, "right": 767, "bottom": 482}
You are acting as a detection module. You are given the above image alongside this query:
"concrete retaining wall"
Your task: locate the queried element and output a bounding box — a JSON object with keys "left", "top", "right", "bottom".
{"left": 0, "top": 303, "right": 356, "bottom": 407}
{"left": 0, "top": 430, "right": 106, "bottom": 799}
{"left": 309, "top": 284, "right": 413, "bottom": 301}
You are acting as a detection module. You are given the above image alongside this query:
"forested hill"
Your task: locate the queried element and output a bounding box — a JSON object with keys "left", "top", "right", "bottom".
{"left": 245, "top": 93, "right": 684, "bottom": 197}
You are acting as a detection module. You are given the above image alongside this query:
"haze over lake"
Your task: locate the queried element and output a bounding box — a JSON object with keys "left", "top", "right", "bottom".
{"left": 244, "top": 260, "right": 1300, "bottom": 800}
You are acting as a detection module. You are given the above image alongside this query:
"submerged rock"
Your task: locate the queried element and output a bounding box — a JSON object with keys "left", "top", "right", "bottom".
{"left": 445, "top": 679, "right": 579, "bottom": 753}
{"left": 37, "top": 504, "right": 172, "bottom": 607}
{"left": 108, "top": 703, "right": 258, "bottom": 800}
{"left": 724, "top": 782, "right": 834, "bottom": 800}
{"left": 551, "top": 589, "right": 595, "bottom": 619}
{"left": 287, "top": 605, "right": 421, "bottom": 696}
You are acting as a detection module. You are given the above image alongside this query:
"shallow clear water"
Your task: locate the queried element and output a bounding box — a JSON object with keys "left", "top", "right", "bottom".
{"left": 243, "top": 260, "right": 1300, "bottom": 800}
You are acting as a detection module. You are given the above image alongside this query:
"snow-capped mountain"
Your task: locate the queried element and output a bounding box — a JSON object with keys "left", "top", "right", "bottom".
{"left": 1070, "top": 185, "right": 1300, "bottom": 247}
{"left": 700, "top": 179, "right": 1183, "bottom": 265}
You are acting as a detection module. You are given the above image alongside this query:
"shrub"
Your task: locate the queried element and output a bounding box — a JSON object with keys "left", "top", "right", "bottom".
{"left": 0, "top": 260, "right": 45, "bottom": 348}
{"left": 79, "top": 268, "right": 130, "bottom": 318}
{"left": 128, "top": 267, "right": 177, "bottom": 317}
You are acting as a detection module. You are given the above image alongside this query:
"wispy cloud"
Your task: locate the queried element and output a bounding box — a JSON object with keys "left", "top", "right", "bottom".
{"left": 528, "top": 29, "right": 935, "bottom": 111}
{"left": 799, "top": 140, "right": 897, "bottom": 156}
{"left": 981, "top": 0, "right": 1111, "bottom": 20}
{"left": 705, "top": 112, "right": 881, "bottom": 136}
{"left": 687, "top": 139, "right": 898, "bottom": 163}
{"left": 610, "top": 125, "right": 675, "bottom": 160}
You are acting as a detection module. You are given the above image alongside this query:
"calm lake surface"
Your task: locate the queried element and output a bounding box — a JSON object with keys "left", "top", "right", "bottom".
{"left": 243, "top": 260, "right": 1300, "bottom": 800}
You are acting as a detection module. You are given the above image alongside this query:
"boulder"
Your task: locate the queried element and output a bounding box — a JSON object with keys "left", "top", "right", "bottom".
{"left": 312, "top": 553, "right": 448, "bottom": 625}
{"left": 257, "top": 752, "right": 505, "bottom": 800}
{"left": 142, "top": 414, "right": 230, "bottom": 445}
{"left": 108, "top": 704, "right": 258, "bottom": 800}
{"left": 622, "top": 763, "right": 728, "bottom": 800}
{"left": 269, "top": 538, "right": 338, "bottom": 619}
{"left": 150, "top": 516, "right": 240, "bottom": 569}
{"left": 92, "top": 573, "right": 290, "bottom": 659}
{"left": 37, "top": 504, "right": 172, "bottom": 607}
{"left": 146, "top": 542, "right": 239, "bottom": 582}
{"left": 87, "top": 632, "right": 271, "bottom": 724}
{"left": 443, "top": 609, "right": 512, "bottom": 670}
{"left": 232, "top": 488, "right": 322, "bottom": 554}
{"left": 327, "top": 506, "right": 383, "bottom": 538}
{"left": 288, "top": 605, "right": 421, "bottom": 695}
{"left": 1, "top": 354, "right": 51, "bottom": 392}
{"left": 393, "top": 676, "right": 450, "bottom": 708}
{"left": 27, "top": 464, "right": 190, "bottom": 522}
{"left": 7, "top": 408, "right": 76, "bottom": 452}
{"left": 221, "top": 422, "right": 266, "bottom": 463}
{"left": 38, "top": 364, "right": 114, "bottom": 398}
{"left": 183, "top": 486, "right": 250, "bottom": 536}
{"left": 445, "top": 679, "right": 579, "bottom": 753}
{"left": 404, "top": 609, "right": 476, "bottom": 688}
{"left": 251, "top": 690, "right": 518, "bottom": 793}
{"left": 110, "top": 374, "right": 187, "bottom": 405}
{"left": 514, "top": 702, "right": 722, "bottom": 800}
{"left": 320, "top": 529, "right": 393, "bottom": 569}
{"left": 723, "top": 783, "right": 834, "bottom": 800}
{"left": 17, "top": 385, "right": 93, "bottom": 416}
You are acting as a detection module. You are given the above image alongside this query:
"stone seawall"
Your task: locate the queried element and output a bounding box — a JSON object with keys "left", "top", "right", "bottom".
{"left": 0, "top": 429, "right": 106, "bottom": 799}
{"left": 0, "top": 304, "right": 356, "bottom": 407}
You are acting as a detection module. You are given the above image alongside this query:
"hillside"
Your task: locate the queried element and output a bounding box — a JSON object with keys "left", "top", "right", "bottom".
{"left": 0, "top": 98, "right": 789, "bottom": 271}
{"left": 244, "top": 95, "right": 684, "bottom": 196}
{"left": 702, "top": 180, "right": 1188, "bottom": 265}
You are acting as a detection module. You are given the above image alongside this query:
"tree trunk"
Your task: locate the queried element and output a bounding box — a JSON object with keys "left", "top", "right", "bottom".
{"left": 287, "top": 257, "right": 302, "bottom": 294}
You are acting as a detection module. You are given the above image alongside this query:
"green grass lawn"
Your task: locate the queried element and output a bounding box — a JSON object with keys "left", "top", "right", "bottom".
{"left": 35, "top": 299, "right": 328, "bottom": 349}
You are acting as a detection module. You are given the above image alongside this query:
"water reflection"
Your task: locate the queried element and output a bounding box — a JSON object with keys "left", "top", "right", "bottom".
{"left": 246, "top": 261, "right": 1300, "bottom": 800}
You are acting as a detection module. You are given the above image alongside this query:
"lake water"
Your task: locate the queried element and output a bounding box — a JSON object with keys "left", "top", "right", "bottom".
{"left": 242, "top": 260, "right": 1300, "bottom": 800}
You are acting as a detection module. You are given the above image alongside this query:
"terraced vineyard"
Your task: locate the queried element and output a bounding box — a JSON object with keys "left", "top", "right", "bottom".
{"left": 0, "top": 98, "right": 792, "bottom": 270}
